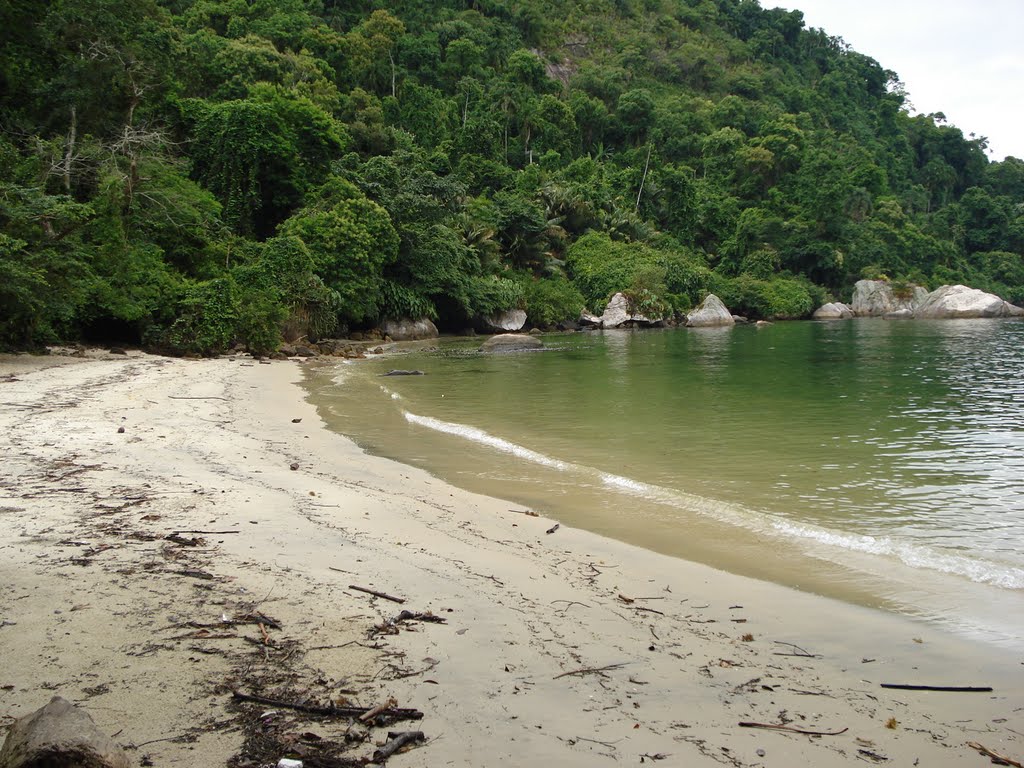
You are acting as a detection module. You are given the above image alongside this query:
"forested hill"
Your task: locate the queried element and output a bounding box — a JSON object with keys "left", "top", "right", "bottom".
{"left": 3, "top": 0, "right": 1023, "bottom": 352}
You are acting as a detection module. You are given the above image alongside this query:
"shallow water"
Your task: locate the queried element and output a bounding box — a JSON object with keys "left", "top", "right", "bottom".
{"left": 305, "top": 319, "right": 1024, "bottom": 648}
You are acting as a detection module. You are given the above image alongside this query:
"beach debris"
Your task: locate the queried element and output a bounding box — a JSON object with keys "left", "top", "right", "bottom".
{"left": 857, "top": 748, "right": 889, "bottom": 762}
{"left": 618, "top": 594, "right": 635, "bottom": 604}
{"left": 553, "top": 662, "right": 626, "bottom": 680}
{"left": 291, "top": 418, "right": 302, "bottom": 423}
{"left": 639, "top": 753, "right": 670, "bottom": 762}
{"left": 738, "top": 721, "right": 849, "bottom": 736}
{"left": 880, "top": 684, "right": 993, "bottom": 692}
{"left": 165, "top": 533, "right": 205, "bottom": 547}
{"left": 167, "top": 395, "right": 228, "bottom": 400}
{"left": 348, "top": 584, "right": 406, "bottom": 604}
{"left": 967, "top": 741, "right": 1024, "bottom": 768}
{"left": 290, "top": 462, "right": 299, "bottom": 471}
{"left": 545, "top": 523, "right": 560, "bottom": 534}
{"left": 372, "top": 731, "right": 425, "bottom": 763}
{"left": 741, "top": 633, "right": 754, "bottom": 642}
{"left": 0, "top": 696, "right": 131, "bottom": 768}
{"left": 359, "top": 698, "right": 398, "bottom": 724}
{"left": 509, "top": 508, "right": 538, "bottom": 516}
{"left": 885, "top": 717, "right": 898, "bottom": 729}
{"left": 117, "top": 426, "right": 125, "bottom": 433}
{"left": 176, "top": 568, "right": 215, "bottom": 580}
{"left": 370, "top": 610, "right": 446, "bottom": 637}
{"left": 772, "top": 640, "right": 821, "bottom": 658}
{"left": 232, "top": 691, "right": 423, "bottom": 724}
{"left": 277, "top": 759, "right": 303, "bottom": 768}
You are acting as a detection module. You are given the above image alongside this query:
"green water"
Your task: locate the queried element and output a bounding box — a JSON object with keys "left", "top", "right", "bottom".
{"left": 306, "top": 319, "right": 1024, "bottom": 647}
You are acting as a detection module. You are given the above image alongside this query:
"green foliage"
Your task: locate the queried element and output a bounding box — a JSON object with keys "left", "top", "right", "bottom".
{"left": 279, "top": 178, "right": 399, "bottom": 325}
{"left": 521, "top": 274, "right": 585, "bottom": 327}
{"left": 2, "top": 0, "right": 1023, "bottom": 349}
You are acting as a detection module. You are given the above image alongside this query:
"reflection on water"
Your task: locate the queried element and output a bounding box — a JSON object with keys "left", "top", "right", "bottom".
{"left": 308, "top": 319, "right": 1024, "bottom": 647}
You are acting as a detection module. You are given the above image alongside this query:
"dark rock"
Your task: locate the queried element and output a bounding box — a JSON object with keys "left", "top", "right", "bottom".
{"left": 382, "top": 370, "right": 425, "bottom": 376}
{"left": 293, "top": 345, "right": 317, "bottom": 358}
{"left": 116, "top": 426, "right": 125, "bottom": 434}
{"left": 0, "top": 696, "right": 131, "bottom": 768}
{"left": 289, "top": 462, "right": 299, "bottom": 471}
{"left": 108, "top": 347, "right": 127, "bottom": 356}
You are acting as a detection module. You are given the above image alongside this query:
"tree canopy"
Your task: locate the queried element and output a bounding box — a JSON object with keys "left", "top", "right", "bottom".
{"left": 2, "top": 0, "right": 1021, "bottom": 351}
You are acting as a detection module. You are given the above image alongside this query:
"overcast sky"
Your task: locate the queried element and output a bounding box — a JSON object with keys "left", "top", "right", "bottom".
{"left": 772, "top": 0, "right": 1024, "bottom": 161}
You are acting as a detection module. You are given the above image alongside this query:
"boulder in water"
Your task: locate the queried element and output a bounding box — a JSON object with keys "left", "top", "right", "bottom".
{"left": 686, "top": 294, "right": 735, "bottom": 327}
{"left": 813, "top": 302, "right": 855, "bottom": 320}
{"left": 914, "top": 284, "right": 1024, "bottom": 319}
{"left": 480, "top": 334, "right": 543, "bottom": 352}
{"left": 850, "top": 280, "right": 928, "bottom": 316}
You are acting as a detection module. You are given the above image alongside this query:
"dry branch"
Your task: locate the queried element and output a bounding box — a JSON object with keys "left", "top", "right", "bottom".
{"left": 967, "top": 741, "right": 1023, "bottom": 768}
{"left": 348, "top": 585, "right": 406, "bottom": 604}
{"left": 739, "top": 721, "right": 848, "bottom": 736}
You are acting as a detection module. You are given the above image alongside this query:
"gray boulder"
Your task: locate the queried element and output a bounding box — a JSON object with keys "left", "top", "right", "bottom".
{"left": 813, "top": 302, "right": 855, "bottom": 320}
{"left": 380, "top": 317, "right": 439, "bottom": 341}
{"left": 915, "top": 284, "right": 1024, "bottom": 319}
{"left": 686, "top": 294, "right": 735, "bottom": 327}
{"left": 850, "top": 279, "right": 928, "bottom": 316}
{"left": 480, "top": 334, "right": 543, "bottom": 352}
{"left": 480, "top": 309, "right": 527, "bottom": 333}
{"left": 599, "top": 292, "right": 663, "bottom": 328}
{"left": 0, "top": 696, "right": 131, "bottom": 768}
{"left": 579, "top": 310, "right": 603, "bottom": 328}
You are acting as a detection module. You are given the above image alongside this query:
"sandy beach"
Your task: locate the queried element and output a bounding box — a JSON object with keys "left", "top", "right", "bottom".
{"left": 1, "top": 350, "right": 1021, "bottom": 767}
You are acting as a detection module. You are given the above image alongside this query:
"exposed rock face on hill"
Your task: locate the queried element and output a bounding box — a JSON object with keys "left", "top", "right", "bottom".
{"left": 381, "top": 317, "right": 439, "bottom": 341}
{"left": 851, "top": 280, "right": 929, "bottom": 316}
{"left": 914, "top": 284, "right": 1024, "bottom": 319}
{"left": 686, "top": 294, "right": 735, "bottom": 327}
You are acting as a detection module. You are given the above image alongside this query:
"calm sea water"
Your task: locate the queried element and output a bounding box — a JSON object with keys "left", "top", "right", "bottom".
{"left": 306, "top": 319, "right": 1024, "bottom": 647}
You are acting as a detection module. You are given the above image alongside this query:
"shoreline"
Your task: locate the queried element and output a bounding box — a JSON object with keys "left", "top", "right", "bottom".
{"left": 1, "top": 352, "right": 1021, "bottom": 767}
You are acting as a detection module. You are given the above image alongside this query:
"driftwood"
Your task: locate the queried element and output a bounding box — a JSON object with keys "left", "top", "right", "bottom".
{"left": 738, "top": 721, "right": 849, "bottom": 736}
{"left": 881, "top": 683, "right": 993, "bottom": 692}
{"left": 967, "top": 741, "right": 1023, "bottom": 768}
{"left": 231, "top": 691, "right": 423, "bottom": 722}
{"left": 553, "top": 663, "right": 625, "bottom": 680}
{"left": 372, "top": 731, "right": 425, "bottom": 762}
{"left": 348, "top": 584, "right": 406, "bottom": 604}
{"left": 360, "top": 698, "right": 398, "bottom": 723}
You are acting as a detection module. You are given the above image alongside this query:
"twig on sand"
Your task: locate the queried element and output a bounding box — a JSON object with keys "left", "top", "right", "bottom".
{"left": 967, "top": 741, "right": 1023, "bottom": 768}
{"left": 231, "top": 691, "right": 422, "bottom": 722}
{"left": 554, "top": 663, "right": 626, "bottom": 680}
{"left": 881, "top": 683, "right": 993, "bottom": 692}
{"left": 551, "top": 600, "right": 589, "bottom": 615}
{"left": 360, "top": 698, "right": 398, "bottom": 723}
{"left": 739, "top": 721, "right": 848, "bottom": 736}
{"left": 773, "top": 640, "right": 821, "bottom": 658}
{"left": 167, "top": 395, "right": 227, "bottom": 401}
{"left": 348, "top": 584, "right": 406, "bottom": 604}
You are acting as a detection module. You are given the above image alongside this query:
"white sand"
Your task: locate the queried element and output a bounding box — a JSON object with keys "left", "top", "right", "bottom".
{"left": 0, "top": 352, "right": 1021, "bottom": 767}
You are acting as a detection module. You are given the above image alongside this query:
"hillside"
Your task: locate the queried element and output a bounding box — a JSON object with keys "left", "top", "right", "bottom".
{"left": 2, "top": 0, "right": 1022, "bottom": 351}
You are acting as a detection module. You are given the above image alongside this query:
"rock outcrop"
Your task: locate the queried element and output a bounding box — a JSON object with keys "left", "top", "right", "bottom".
{"left": 480, "top": 309, "right": 527, "bottom": 333}
{"left": 380, "top": 317, "right": 439, "bottom": 341}
{"left": 686, "top": 294, "right": 735, "bottom": 327}
{"left": 599, "top": 293, "right": 663, "bottom": 328}
{"left": 0, "top": 696, "right": 131, "bottom": 768}
{"left": 813, "top": 302, "right": 855, "bottom": 320}
{"left": 914, "top": 284, "right": 1024, "bottom": 319}
{"left": 479, "top": 334, "right": 543, "bottom": 352}
{"left": 850, "top": 280, "right": 928, "bottom": 316}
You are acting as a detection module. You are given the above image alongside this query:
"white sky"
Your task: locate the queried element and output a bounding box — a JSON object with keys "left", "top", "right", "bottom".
{"left": 772, "top": 0, "right": 1024, "bottom": 161}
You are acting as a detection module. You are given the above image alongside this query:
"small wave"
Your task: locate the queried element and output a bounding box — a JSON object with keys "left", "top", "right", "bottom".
{"left": 771, "top": 520, "right": 1024, "bottom": 589}
{"left": 403, "top": 412, "right": 570, "bottom": 470}
{"left": 402, "top": 410, "right": 1023, "bottom": 591}
{"left": 379, "top": 384, "right": 401, "bottom": 400}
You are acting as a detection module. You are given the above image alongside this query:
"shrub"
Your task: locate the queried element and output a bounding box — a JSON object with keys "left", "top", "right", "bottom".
{"left": 522, "top": 275, "right": 585, "bottom": 327}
